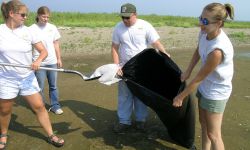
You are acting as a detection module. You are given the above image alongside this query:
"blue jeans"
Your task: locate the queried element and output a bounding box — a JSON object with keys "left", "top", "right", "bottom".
{"left": 35, "top": 64, "right": 61, "bottom": 111}
{"left": 117, "top": 81, "right": 148, "bottom": 125}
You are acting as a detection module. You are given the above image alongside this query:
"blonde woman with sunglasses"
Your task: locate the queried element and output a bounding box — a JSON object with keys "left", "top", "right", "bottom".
{"left": 0, "top": 0, "right": 64, "bottom": 149}
{"left": 173, "top": 3, "right": 234, "bottom": 150}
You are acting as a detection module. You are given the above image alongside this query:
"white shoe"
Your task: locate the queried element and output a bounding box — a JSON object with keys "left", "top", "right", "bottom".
{"left": 54, "top": 108, "right": 63, "bottom": 115}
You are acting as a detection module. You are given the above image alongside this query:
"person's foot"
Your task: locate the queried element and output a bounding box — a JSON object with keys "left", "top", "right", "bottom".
{"left": 47, "top": 134, "right": 64, "bottom": 147}
{"left": 135, "top": 121, "right": 146, "bottom": 132}
{"left": 113, "top": 123, "right": 131, "bottom": 133}
{"left": 48, "top": 108, "right": 63, "bottom": 115}
{"left": 0, "top": 133, "right": 8, "bottom": 150}
{"left": 54, "top": 108, "right": 63, "bottom": 115}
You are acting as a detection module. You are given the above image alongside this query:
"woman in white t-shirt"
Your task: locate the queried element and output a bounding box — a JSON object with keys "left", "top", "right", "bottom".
{"left": 30, "top": 6, "right": 63, "bottom": 115}
{"left": 172, "top": 3, "right": 234, "bottom": 150}
{"left": 0, "top": 1, "right": 64, "bottom": 148}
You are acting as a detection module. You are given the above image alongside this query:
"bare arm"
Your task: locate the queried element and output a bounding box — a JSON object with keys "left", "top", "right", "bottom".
{"left": 32, "top": 42, "right": 48, "bottom": 70}
{"left": 54, "top": 40, "right": 62, "bottom": 68}
{"left": 111, "top": 42, "right": 123, "bottom": 75}
{"left": 173, "top": 49, "right": 223, "bottom": 107}
{"left": 151, "top": 40, "right": 170, "bottom": 57}
{"left": 181, "top": 47, "right": 200, "bottom": 81}
{"left": 111, "top": 42, "right": 120, "bottom": 64}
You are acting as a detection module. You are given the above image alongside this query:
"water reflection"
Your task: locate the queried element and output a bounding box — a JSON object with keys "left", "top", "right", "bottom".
{"left": 234, "top": 49, "right": 250, "bottom": 59}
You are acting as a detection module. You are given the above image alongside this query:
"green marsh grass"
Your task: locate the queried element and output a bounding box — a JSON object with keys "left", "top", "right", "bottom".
{"left": 1, "top": 12, "right": 250, "bottom": 28}
{"left": 228, "top": 32, "right": 250, "bottom": 42}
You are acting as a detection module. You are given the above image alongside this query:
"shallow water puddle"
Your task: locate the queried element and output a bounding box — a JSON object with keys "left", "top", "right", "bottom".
{"left": 235, "top": 51, "right": 250, "bottom": 59}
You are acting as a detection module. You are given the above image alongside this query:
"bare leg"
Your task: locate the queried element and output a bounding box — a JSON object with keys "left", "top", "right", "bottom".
{"left": 23, "top": 93, "right": 64, "bottom": 144}
{"left": 24, "top": 93, "right": 53, "bottom": 135}
{"left": 205, "top": 111, "right": 224, "bottom": 150}
{"left": 0, "top": 99, "right": 14, "bottom": 149}
{"left": 199, "top": 106, "right": 211, "bottom": 150}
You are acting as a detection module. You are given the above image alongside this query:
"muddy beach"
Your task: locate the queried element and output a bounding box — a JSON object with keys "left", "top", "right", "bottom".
{"left": 5, "top": 27, "right": 250, "bottom": 150}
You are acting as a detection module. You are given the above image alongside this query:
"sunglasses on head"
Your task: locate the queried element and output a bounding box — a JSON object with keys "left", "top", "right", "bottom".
{"left": 16, "top": 13, "right": 27, "bottom": 18}
{"left": 121, "top": 16, "right": 130, "bottom": 20}
{"left": 199, "top": 16, "right": 217, "bottom": 25}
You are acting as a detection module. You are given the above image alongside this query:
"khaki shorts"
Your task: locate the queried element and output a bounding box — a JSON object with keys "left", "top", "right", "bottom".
{"left": 0, "top": 73, "right": 40, "bottom": 99}
{"left": 196, "top": 91, "right": 228, "bottom": 113}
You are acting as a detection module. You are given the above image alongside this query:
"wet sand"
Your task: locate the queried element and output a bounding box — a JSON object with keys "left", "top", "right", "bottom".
{"left": 6, "top": 47, "right": 250, "bottom": 150}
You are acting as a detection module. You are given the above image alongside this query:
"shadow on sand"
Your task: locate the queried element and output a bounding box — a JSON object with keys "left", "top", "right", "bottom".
{"left": 61, "top": 99, "right": 180, "bottom": 150}
{"left": 10, "top": 98, "right": 81, "bottom": 139}
{"left": 10, "top": 96, "right": 184, "bottom": 149}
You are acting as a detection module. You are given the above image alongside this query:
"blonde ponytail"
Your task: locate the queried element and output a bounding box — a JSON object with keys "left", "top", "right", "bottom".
{"left": 224, "top": 3, "right": 234, "bottom": 20}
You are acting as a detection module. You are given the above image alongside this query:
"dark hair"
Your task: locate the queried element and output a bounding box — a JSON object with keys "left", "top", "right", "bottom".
{"left": 1, "top": 0, "right": 27, "bottom": 21}
{"left": 35, "top": 6, "right": 50, "bottom": 22}
{"left": 204, "top": 3, "right": 234, "bottom": 27}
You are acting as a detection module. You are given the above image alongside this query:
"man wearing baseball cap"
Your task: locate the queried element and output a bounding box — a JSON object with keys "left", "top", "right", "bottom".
{"left": 120, "top": 3, "right": 136, "bottom": 17}
{"left": 112, "top": 3, "right": 170, "bottom": 133}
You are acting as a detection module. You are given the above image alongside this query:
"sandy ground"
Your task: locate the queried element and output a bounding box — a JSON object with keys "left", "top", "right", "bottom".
{"left": 5, "top": 26, "right": 250, "bottom": 150}
{"left": 58, "top": 26, "right": 250, "bottom": 56}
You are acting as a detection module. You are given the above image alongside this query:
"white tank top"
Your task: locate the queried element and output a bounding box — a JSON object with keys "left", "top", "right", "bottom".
{"left": 198, "top": 29, "right": 234, "bottom": 100}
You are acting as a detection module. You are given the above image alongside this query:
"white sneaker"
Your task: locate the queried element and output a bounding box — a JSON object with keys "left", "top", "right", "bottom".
{"left": 54, "top": 108, "right": 63, "bottom": 115}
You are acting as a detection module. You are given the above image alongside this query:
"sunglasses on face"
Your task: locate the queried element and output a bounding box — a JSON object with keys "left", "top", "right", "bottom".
{"left": 121, "top": 16, "right": 130, "bottom": 20}
{"left": 16, "top": 13, "right": 28, "bottom": 18}
{"left": 199, "top": 16, "right": 216, "bottom": 25}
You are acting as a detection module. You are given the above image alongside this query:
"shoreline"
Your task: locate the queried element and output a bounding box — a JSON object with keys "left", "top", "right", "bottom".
{"left": 60, "top": 46, "right": 250, "bottom": 60}
{"left": 59, "top": 26, "right": 250, "bottom": 57}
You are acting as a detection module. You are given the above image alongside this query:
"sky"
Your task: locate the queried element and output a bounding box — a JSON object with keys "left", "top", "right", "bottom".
{"left": 20, "top": 0, "right": 250, "bottom": 21}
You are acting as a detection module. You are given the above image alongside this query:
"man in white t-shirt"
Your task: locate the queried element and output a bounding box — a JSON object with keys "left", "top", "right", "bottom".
{"left": 112, "top": 3, "right": 170, "bottom": 133}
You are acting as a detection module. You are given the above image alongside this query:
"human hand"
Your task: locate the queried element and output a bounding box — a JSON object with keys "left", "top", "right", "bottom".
{"left": 57, "top": 59, "right": 62, "bottom": 68}
{"left": 165, "top": 52, "right": 170, "bottom": 58}
{"left": 116, "top": 67, "right": 123, "bottom": 76}
{"left": 157, "top": 49, "right": 170, "bottom": 58}
{"left": 31, "top": 60, "right": 41, "bottom": 70}
{"left": 173, "top": 94, "right": 184, "bottom": 107}
{"left": 180, "top": 71, "right": 190, "bottom": 82}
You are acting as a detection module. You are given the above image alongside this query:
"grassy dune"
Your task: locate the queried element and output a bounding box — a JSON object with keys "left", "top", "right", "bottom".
{"left": 1, "top": 12, "right": 250, "bottom": 28}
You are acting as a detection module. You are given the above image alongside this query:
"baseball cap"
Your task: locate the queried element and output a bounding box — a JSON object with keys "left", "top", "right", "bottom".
{"left": 120, "top": 3, "right": 136, "bottom": 17}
